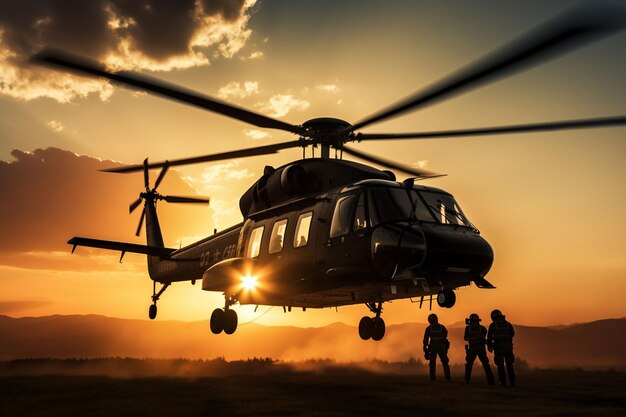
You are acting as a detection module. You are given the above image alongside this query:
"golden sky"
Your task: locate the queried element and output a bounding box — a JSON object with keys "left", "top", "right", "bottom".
{"left": 0, "top": 0, "right": 625, "bottom": 328}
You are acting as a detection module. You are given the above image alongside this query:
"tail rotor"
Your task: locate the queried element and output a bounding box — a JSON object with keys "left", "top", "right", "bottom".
{"left": 129, "top": 158, "right": 209, "bottom": 236}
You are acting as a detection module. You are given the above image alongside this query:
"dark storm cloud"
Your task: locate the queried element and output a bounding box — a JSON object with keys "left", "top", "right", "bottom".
{"left": 0, "top": 148, "right": 214, "bottom": 263}
{"left": 111, "top": 0, "right": 200, "bottom": 61}
{"left": 199, "top": 0, "right": 246, "bottom": 21}
{"left": 0, "top": 0, "right": 247, "bottom": 61}
{"left": 110, "top": 0, "right": 247, "bottom": 60}
{"left": 0, "top": 0, "right": 253, "bottom": 100}
{"left": 0, "top": 0, "right": 114, "bottom": 59}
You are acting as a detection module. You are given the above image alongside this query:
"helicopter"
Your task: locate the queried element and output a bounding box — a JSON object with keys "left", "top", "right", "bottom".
{"left": 33, "top": 3, "right": 626, "bottom": 341}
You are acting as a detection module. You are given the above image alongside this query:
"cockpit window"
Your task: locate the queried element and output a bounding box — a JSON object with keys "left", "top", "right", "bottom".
{"left": 367, "top": 187, "right": 433, "bottom": 225}
{"left": 368, "top": 188, "right": 410, "bottom": 226}
{"left": 330, "top": 194, "right": 357, "bottom": 238}
{"left": 411, "top": 191, "right": 435, "bottom": 221}
{"left": 340, "top": 186, "right": 473, "bottom": 228}
{"left": 418, "top": 191, "right": 473, "bottom": 227}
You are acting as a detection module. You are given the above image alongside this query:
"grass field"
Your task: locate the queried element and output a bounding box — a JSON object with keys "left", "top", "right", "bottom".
{"left": 1, "top": 361, "right": 624, "bottom": 417}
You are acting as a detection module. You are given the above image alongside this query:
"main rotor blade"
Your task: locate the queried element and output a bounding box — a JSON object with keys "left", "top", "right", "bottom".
{"left": 129, "top": 197, "right": 143, "bottom": 214}
{"left": 153, "top": 161, "right": 170, "bottom": 190}
{"left": 135, "top": 208, "right": 146, "bottom": 237}
{"left": 357, "top": 115, "right": 626, "bottom": 141}
{"left": 162, "top": 196, "right": 210, "bottom": 204}
{"left": 32, "top": 49, "right": 305, "bottom": 135}
{"left": 102, "top": 141, "right": 302, "bottom": 173}
{"left": 348, "top": 3, "right": 625, "bottom": 133}
{"left": 342, "top": 145, "right": 445, "bottom": 179}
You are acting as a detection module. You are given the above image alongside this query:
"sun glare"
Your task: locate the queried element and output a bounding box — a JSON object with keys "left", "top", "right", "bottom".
{"left": 241, "top": 274, "right": 258, "bottom": 290}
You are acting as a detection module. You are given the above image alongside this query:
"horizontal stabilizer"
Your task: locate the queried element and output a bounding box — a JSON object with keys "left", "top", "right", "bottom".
{"left": 473, "top": 277, "right": 496, "bottom": 289}
{"left": 68, "top": 237, "right": 175, "bottom": 257}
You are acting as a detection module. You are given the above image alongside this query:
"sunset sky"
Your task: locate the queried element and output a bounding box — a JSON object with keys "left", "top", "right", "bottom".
{"left": 1, "top": 0, "right": 625, "bottom": 329}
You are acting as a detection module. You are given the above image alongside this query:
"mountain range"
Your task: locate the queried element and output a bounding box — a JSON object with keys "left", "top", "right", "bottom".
{"left": 1, "top": 315, "right": 624, "bottom": 369}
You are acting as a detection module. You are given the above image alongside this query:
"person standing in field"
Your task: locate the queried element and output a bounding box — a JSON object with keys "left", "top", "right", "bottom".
{"left": 487, "top": 309, "right": 516, "bottom": 387}
{"left": 423, "top": 313, "right": 451, "bottom": 382}
{"left": 464, "top": 313, "right": 495, "bottom": 385}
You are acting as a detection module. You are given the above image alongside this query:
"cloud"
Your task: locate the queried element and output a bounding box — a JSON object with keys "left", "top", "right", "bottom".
{"left": 243, "top": 129, "right": 270, "bottom": 140}
{"left": 0, "top": 147, "right": 214, "bottom": 268}
{"left": 217, "top": 81, "right": 259, "bottom": 100}
{"left": 413, "top": 160, "right": 429, "bottom": 168}
{"left": 209, "top": 198, "right": 243, "bottom": 230}
{"left": 0, "top": 0, "right": 257, "bottom": 102}
{"left": 183, "top": 161, "right": 254, "bottom": 229}
{"left": 46, "top": 120, "right": 65, "bottom": 133}
{"left": 316, "top": 84, "right": 340, "bottom": 93}
{"left": 0, "top": 300, "right": 51, "bottom": 315}
{"left": 191, "top": 161, "right": 254, "bottom": 191}
{"left": 0, "top": 250, "right": 146, "bottom": 272}
{"left": 245, "top": 51, "right": 264, "bottom": 60}
{"left": 259, "top": 94, "right": 310, "bottom": 118}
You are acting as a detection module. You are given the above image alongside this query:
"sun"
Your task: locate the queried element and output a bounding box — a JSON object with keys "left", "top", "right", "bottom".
{"left": 241, "top": 274, "right": 258, "bottom": 291}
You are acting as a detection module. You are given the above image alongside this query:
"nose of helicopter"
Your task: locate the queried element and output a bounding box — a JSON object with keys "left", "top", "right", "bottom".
{"left": 419, "top": 224, "right": 494, "bottom": 283}
{"left": 371, "top": 222, "right": 493, "bottom": 282}
{"left": 371, "top": 223, "right": 427, "bottom": 278}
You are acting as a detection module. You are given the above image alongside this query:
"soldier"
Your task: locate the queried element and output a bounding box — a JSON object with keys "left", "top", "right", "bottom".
{"left": 464, "top": 313, "right": 495, "bottom": 385}
{"left": 423, "top": 313, "right": 451, "bottom": 382}
{"left": 487, "top": 309, "right": 516, "bottom": 387}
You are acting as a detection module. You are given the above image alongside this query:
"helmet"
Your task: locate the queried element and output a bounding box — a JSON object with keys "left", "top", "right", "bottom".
{"left": 428, "top": 313, "right": 438, "bottom": 324}
{"left": 469, "top": 313, "right": 481, "bottom": 323}
{"left": 491, "top": 309, "right": 504, "bottom": 320}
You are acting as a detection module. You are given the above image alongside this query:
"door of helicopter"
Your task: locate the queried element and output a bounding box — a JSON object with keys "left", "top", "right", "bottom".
{"left": 322, "top": 191, "right": 371, "bottom": 275}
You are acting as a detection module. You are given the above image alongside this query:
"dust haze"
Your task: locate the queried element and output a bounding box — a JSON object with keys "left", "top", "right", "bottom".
{"left": 1, "top": 315, "right": 624, "bottom": 370}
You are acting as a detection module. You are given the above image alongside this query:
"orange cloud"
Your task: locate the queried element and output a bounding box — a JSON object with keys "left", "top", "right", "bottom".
{"left": 217, "top": 81, "right": 259, "bottom": 99}
{"left": 0, "top": 300, "right": 51, "bottom": 315}
{"left": 258, "top": 94, "right": 310, "bottom": 117}
{"left": 0, "top": 148, "right": 214, "bottom": 269}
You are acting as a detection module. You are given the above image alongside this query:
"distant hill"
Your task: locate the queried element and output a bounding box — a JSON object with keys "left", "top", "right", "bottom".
{"left": 0, "top": 315, "right": 624, "bottom": 369}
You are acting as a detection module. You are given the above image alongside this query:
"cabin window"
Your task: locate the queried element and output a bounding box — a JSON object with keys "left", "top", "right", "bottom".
{"left": 330, "top": 194, "right": 357, "bottom": 238}
{"left": 293, "top": 212, "right": 313, "bottom": 248}
{"left": 353, "top": 193, "right": 368, "bottom": 231}
{"left": 269, "top": 219, "right": 288, "bottom": 254}
{"left": 245, "top": 226, "right": 264, "bottom": 258}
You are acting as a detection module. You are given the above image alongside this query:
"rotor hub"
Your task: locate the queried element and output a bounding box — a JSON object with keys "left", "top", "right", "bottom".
{"left": 302, "top": 117, "right": 354, "bottom": 148}
{"left": 140, "top": 190, "right": 158, "bottom": 201}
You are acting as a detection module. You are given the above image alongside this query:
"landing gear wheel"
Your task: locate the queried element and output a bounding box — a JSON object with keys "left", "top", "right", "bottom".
{"left": 148, "top": 282, "right": 169, "bottom": 320}
{"left": 371, "top": 317, "right": 386, "bottom": 341}
{"left": 210, "top": 308, "right": 224, "bottom": 334}
{"left": 437, "top": 290, "right": 456, "bottom": 308}
{"left": 223, "top": 309, "right": 238, "bottom": 335}
{"left": 359, "top": 317, "right": 373, "bottom": 340}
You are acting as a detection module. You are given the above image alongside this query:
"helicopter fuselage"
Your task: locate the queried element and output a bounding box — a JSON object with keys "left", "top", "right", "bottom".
{"left": 146, "top": 159, "right": 494, "bottom": 309}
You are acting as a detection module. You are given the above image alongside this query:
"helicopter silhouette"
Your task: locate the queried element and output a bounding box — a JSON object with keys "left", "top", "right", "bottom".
{"left": 34, "top": 3, "right": 626, "bottom": 340}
